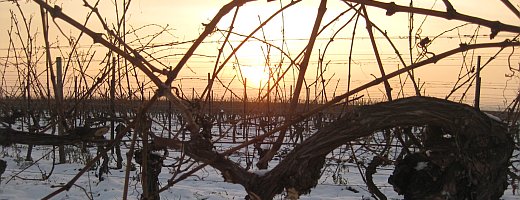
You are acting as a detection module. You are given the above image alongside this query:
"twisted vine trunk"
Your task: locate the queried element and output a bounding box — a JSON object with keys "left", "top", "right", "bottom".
{"left": 0, "top": 159, "right": 6, "bottom": 179}
{"left": 1, "top": 97, "right": 513, "bottom": 199}
{"left": 226, "top": 97, "right": 513, "bottom": 199}
{"left": 155, "top": 96, "right": 513, "bottom": 199}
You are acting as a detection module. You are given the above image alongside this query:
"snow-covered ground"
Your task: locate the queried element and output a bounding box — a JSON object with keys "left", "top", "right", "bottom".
{"left": 1, "top": 143, "right": 518, "bottom": 200}
{"left": 0, "top": 114, "right": 519, "bottom": 199}
{"left": 0, "top": 145, "right": 384, "bottom": 199}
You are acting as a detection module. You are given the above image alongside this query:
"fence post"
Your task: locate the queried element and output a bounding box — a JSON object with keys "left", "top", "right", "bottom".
{"left": 475, "top": 56, "right": 481, "bottom": 110}
{"left": 56, "top": 57, "right": 66, "bottom": 163}
{"left": 110, "top": 57, "right": 116, "bottom": 153}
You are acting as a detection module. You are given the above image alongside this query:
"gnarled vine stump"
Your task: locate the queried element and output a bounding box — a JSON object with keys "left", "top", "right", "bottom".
{"left": 242, "top": 96, "right": 513, "bottom": 199}
{"left": 0, "top": 159, "right": 6, "bottom": 178}
{"left": 9, "top": 97, "right": 510, "bottom": 199}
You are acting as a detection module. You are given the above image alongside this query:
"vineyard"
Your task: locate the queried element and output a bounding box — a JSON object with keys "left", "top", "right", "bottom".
{"left": 1, "top": 0, "right": 520, "bottom": 199}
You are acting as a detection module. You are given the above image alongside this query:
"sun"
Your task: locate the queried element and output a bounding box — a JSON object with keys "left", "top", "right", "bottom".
{"left": 240, "top": 65, "right": 270, "bottom": 88}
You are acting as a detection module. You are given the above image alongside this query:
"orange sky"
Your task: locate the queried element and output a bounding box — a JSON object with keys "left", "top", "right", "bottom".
{"left": 0, "top": 0, "right": 519, "bottom": 110}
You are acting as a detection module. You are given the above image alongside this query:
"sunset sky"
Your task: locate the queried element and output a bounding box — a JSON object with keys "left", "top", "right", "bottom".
{"left": 0, "top": 0, "right": 519, "bottom": 110}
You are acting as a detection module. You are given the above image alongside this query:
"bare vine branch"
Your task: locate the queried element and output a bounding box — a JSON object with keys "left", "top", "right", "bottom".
{"left": 343, "top": 0, "right": 520, "bottom": 38}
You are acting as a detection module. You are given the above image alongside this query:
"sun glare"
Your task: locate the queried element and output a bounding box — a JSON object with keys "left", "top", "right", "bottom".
{"left": 240, "top": 66, "right": 270, "bottom": 88}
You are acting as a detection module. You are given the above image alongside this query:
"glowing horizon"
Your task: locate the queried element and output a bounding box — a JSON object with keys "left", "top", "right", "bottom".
{"left": 0, "top": 0, "right": 518, "bottom": 110}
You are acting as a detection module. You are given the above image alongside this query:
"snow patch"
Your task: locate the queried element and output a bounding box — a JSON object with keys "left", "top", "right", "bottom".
{"left": 442, "top": 190, "right": 451, "bottom": 197}
{"left": 484, "top": 112, "right": 502, "bottom": 122}
{"left": 151, "top": 151, "right": 163, "bottom": 156}
{"left": 260, "top": 143, "right": 271, "bottom": 149}
{"left": 414, "top": 162, "right": 428, "bottom": 171}
{"left": 251, "top": 169, "right": 270, "bottom": 177}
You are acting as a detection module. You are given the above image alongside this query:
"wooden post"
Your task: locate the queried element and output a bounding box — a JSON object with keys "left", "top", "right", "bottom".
{"left": 140, "top": 82, "right": 144, "bottom": 101}
{"left": 56, "top": 57, "right": 63, "bottom": 102}
{"left": 258, "top": 81, "right": 262, "bottom": 101}
{"left": 267, "top": 76, "right": 271, "bottom": 132}
{"left": 56, "top": 57, "right": 66, "bottom": 164}
{"left": 305, "top": 87, "right": 310, "bottom": 133}
{"left": 231, "top": 93, "right": 236, "bottom": 143}
{"left": 110, "top": 57, "right": 116, "bottom": 153}
{"left": 290, "top": 85, "right": 293, "bottom": 104}
{"left": 475, "top": 56, "right": 481, "bottom": 110}
{"left": 208, "top": 73, "right": 212, "bottom": 115}
{"left": 211, "top": 90, "right": 214, "bottom": 115}
{"left": 306, "top": 87, "right": 310, "bottom": 112}
{"left": 168, "top": 100, "right": 172, "bottom": 139}
{"left": 243, "top": 78, "right": 247, "bottom": 140}
{"left": 230, "top": 92, "right": 234, "bottom": 115}
{"left": 74, "top": 76, "right": 78, "bottom": 127}
{"left": 25, "top": 48, "right": 33, "bottom": 161}
{"left": 140, "top": 118, "right": 150, "bottom": 199}
{"left": 218, "top": 108, "right": 223, "bottom": 137}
